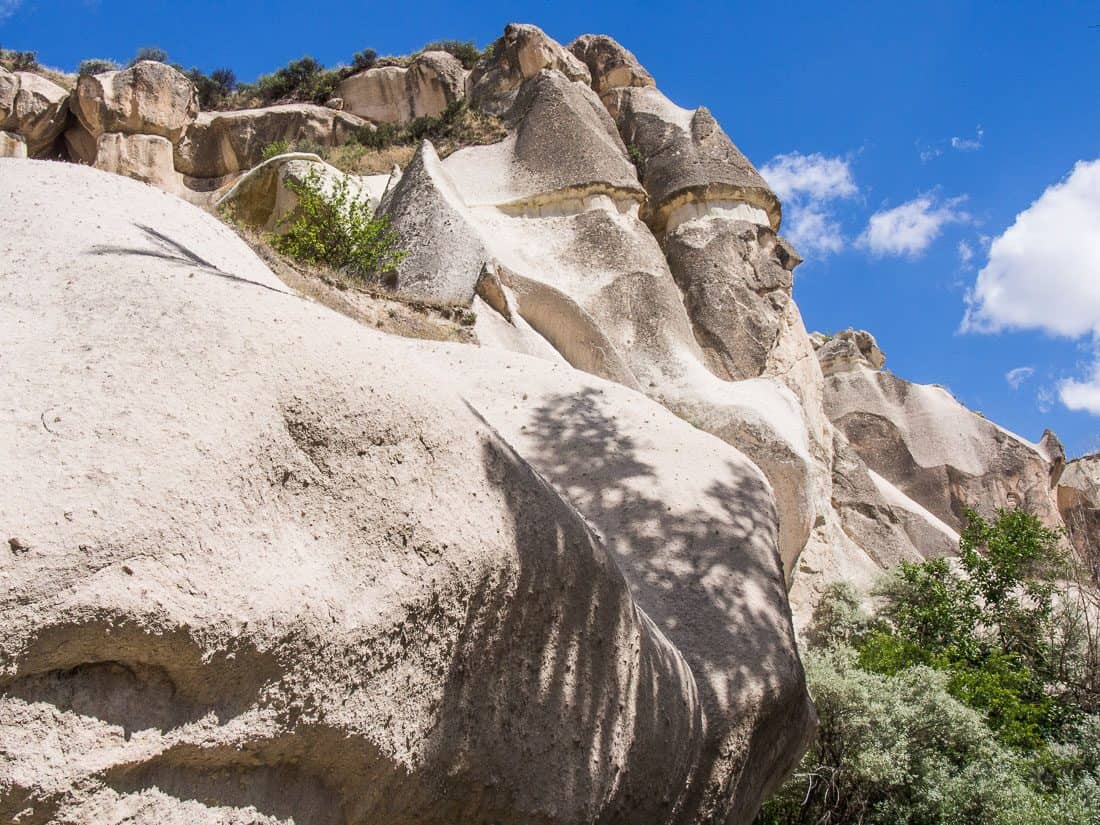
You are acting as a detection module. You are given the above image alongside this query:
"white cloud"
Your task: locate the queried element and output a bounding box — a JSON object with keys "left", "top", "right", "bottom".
{"left": 962, "top": 159, "right": 1100, "bottom": 416}
{"left": 951, "top": 126, "right": 984, "bottom": 152}
{"left": 857, "top": 194, "right": 967, "bottom": 257}
{"left": 958, "top": 240, "right": 974, "bottom": 265}
{"left": 760, "top": 151, "right": 857, "bottom": 259}
{"left": 0, "top": 0, "right": 22, "bottom": 20}
{"left": 1005, "top": 366, "right": 1034, "bottom": 389}
{"left": 1060, "top": 363, "right": 1100, "bottom": 414}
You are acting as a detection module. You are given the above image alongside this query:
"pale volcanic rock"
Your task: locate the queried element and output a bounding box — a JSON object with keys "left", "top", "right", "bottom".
{"left": 339, "top": 51, "right": 466, "bottom": 125}
{"left": 378, "top": 140, "right": 492, "bottom": 304}
{"left": 72, "top": 61, "right": 198, "bottom": 143}
{"left": 0, "top": 129, "right": 27, "bottom": 158}
{"left": 665, "top": 217, "right": 795, "bottom": 382}
{"left": 812, "top": 327, "right": 887, "bottom": 375}
{"left": 0, "top": 68, "right": 70, "bottom": 156}
{"left": 93, "top": 133, "right": 181, "bottom": 194}
{"left": 469, "top": 23, "right": 591, "bottom": 116}
{"left": 0, "top": 157, "right": 812, "bottom": 825}
{"left": 1058, "top": 454, "right": 1100, "bottom": 578}
{"left": 822, "top": 364, "right": 1063, "bottom": 532}
{"left": 611, "top": 85, "right": 781, "bottom": 234}
{"left": 569, "top": 33, "right": 655, "bottom": 98}
{"left": 173, "top": 104, "right": 369, "bottom": 183}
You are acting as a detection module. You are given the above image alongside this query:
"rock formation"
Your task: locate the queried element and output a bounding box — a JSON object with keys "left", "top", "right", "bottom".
{"left": 338, "top": 50, "right": 466, "bottom": 125}
{"left": 1, "top": 158, "right": 812, "bottom": 825}
{"left": 1, "top": 20, "right": 1089, "bottom": 825}
{"left": 0, "top": 67, "right": 69, "bottom": 157}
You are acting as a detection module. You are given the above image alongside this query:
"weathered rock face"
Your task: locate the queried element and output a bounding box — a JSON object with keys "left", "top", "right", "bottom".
{"left": 812, "top": 328, "right": 887, "bottom": 375}
{"left": 1058, "top": 454, "right": 1100, "bottom": 579}
{"left": 0, "top": 129, "right": 27, "bottom": 158}
{"left": 0, "top": 158, "right": 813, "bottom": 825}
{"left": 568, "top": 34, "right": 655, "bottom": 98}
{"left": 173, "top": 104, "right": 369, "bottom": 182}
{"left": 338, "top": 51, "right": 467, "bottom": 125}
{"left": 0, "top": 68, "right": 70, "bottom": 156}
{"left": 378, "top": 140, "right": 490, "bottom": 304}
{"left": 469, "top": 23, "right": 591, "bottom": 115}
{"left": 72, "top": 61, "right": 198, "bottom": 143}
{"left": 820, "top": 346, "right": 1063, "bottom": 532}
{"left": 665, "top": 218, "right": 795, "bottom": 382}
{"left": 216, "top": 152, "right": 371, "bottom": 233}
{"left": 609, "top": 85, "right": 780, "bottom": 233}
{"left": 93, "top": 133, "right": 180, "bottom": 193}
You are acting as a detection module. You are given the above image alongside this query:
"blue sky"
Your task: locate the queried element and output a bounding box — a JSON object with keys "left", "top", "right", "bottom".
{"left": 4, "top": 1, "right": 1099, "bottom": 456}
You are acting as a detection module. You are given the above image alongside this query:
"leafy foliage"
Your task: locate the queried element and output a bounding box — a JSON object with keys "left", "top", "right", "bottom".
{"left": 247, "top": 56, "right": 339, "bottom": 105}
{"left": 260, "top": 140, "right": 292, "bottom": 162}
{"left": 77, "top": 58, "right": 120, "bottom": 76}
{"left": 758, "top": 508, "right": 1100, "bottom": 824}
{"left": 272, "top": 168, "right": 406, "bottom": 281}
{"left": 187, "top": 66, "right": 236, "bottom": 108}
{"left": 129, "top": 46, "right": 169, "bottom": 66}
{"left": 0, "top": 47, "right": 39, "bottom": 71}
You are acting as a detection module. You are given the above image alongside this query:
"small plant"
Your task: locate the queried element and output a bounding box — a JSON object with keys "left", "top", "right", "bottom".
{"left": 78, "top": 58, "right": 120, "bottom": 76}
{"left": 249, "top": 56, "right": 338, "bottom": 105}
{"left": 273, "top": 168, "right": 407, "bottom": 282}
{"left": 187, "top": 66, "right": 236, "bottom": 108}
{"left": 129, "top": 46, "right": 169, "bottom": 66}
{"left": 350, "top": 48, "right": 377, "bottom": 72}
{"left": 626, "top": 142, "right": 644, "bottom": 170}
{"left": 0, "top": 47, "right": 39, "bottom": 71}
{"left": 260, "top": 139, "right": 292, "bottom": 161}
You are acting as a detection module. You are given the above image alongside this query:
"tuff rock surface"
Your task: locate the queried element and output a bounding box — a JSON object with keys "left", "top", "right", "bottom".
{"left": 1, "top": 158, "right": 812, "bottom": 825}
{"left": 0, "top": 20, "right": 1086, "bottom": 825}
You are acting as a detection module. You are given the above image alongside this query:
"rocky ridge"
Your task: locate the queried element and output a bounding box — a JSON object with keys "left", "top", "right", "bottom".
{"left": 1, "top": 21, "right": 1093, "bottom": 825}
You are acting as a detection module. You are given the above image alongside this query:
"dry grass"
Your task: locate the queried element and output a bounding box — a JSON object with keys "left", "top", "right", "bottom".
{"left": 324, "top": 143, "right": 417, "bottom": 175}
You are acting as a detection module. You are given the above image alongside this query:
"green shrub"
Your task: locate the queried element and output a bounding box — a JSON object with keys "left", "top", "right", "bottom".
{"left": 260, "top": 140, "right": 291, "bottom": 161}
{"left": 78, "top": 58, "right": 119, "bottom": 76}
{"left": 758, "top": 508, "right": 1100, "bottom": 823}
{"left": 249, "top": 56, "right": 338, "bottom": 104}
{"left": 350, "top": 48, "right": 377, "bottom": 72}
{"left": 0, "top": 47, "right": 39, "bottom": 71}
{"left": 273, "top": 168, "right": 406, "bottom": 281}
{"left": 187, "top": 66, "right": 236, "bottom": 108}
{"left": 129, "top": 46, "right": 168, "bottom": 66}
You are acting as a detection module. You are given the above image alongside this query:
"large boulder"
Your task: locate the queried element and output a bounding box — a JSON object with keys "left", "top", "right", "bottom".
{"left": 0, "top": 158, "right": 812, "bottom": 825}
{"left": 469, "top": 23, "right": 591, "bottom": 116}
{"left": 568, "top": 34, "right": 655, "bottom": 98}
{"left": 610, "top": 86, "right": 781, "bottom": 234}
{"left": 0, "top": 130, "right": 27, "bottom": 158}
{"left": 812, "top": 328, "right": 887, "bottom": 375}
{"left": 72, "top": 61, "right": 198, "bottom": 143}
{"left": 338, "top": 51, "right": 466, "bottom": 125}
{"left": 820, "top": 351, "right": 1063, "bottom": 532}
{"left": 1058, "top": 454, "right": 1100, "bottom": 580}
{"left": 216, "top": 152, "right": 372, "bottom": 232}
{"left": 0, "top": 68, "right": 70, "bottom": 156}
{"left": 173, "top": 104, "right": 369, "bottom": 183}
{"left": 378, "top": 140, "right": 491, "bottom": 304}
{"left": 92, "top": 132, "right": 180, "bottom": 194}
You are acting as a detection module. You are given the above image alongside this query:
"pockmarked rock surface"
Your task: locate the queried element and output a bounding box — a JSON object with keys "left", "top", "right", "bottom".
{"left": 1058, "top": 454, "right": 1100, "bottom": 578}
{"left": 72, "top": 61, "right": 198, "bottom": 143}
{"left": 0, "top": 67, "right": 70, "bottom": 157}
{"left": 338, "top": 51, "right": 467, "bottom": 125}
{"left": 174, "top": 104, "right": 369, "bottom": 183}
{"left": 0, "top": 158, "right": 813, "bottom": 825}
{"left": 818, "top": 334, "right": 1064, "bottom": 532}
